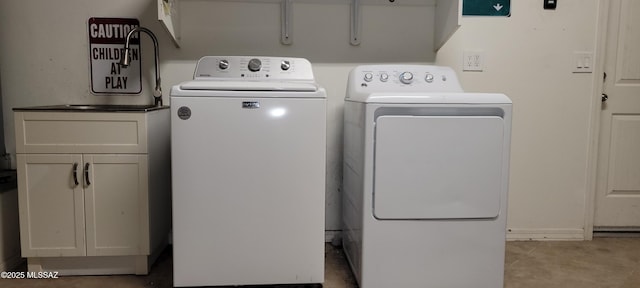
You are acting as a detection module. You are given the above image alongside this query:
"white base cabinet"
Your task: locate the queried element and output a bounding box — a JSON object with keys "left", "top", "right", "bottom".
{"left": 14, "top": 109, "right": 170, "bottom": 275}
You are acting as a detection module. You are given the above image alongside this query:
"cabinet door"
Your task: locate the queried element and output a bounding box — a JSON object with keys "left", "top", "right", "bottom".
{"left": 84, "top": 154, "right": 149, "bottom": 256}
{"left": 17, "top": 154, "right": 86, "bottom": 257}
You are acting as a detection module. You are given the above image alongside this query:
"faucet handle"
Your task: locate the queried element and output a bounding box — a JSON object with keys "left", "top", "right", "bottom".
{"left": 153, "top": 89, "right": 162, "bottom": 107}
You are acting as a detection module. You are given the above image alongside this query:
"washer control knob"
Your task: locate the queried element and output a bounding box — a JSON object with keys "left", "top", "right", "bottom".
{"left": 380, "top": 73, "right": 389, "bottom": 82}
{"left": 281, "top": 60, "right": 291, "bottom": 71}
{"left": 219, "top": 59, "right": 229, "bottom": 70}
{"left": 364, "top": 73, "right": 373, "bottom": 82}
{"left": 248, "top": 58, "right": 262, "bottom": 72}
{"left": 425, "top": 73, "right": 434, "bottom": 83}
{"left": 400, "top": 72, "right": 414, "bottom": 84}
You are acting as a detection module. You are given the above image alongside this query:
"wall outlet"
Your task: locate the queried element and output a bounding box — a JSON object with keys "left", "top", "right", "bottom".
{"left": 573, "top": 51, "right": 593, "bottom": 73}
{"left": 463, "top": 50, "right": 484, "bottom": 72}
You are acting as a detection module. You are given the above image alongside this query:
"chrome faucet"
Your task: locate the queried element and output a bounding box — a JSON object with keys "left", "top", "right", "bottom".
{"left": 119, "top": 27, "right": 163, "bottom": 107}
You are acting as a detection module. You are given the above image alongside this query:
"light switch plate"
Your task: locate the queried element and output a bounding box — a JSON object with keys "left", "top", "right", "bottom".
{"left": 573, "top": 51, "right": 593, "bottom": 73}
{"left": 463, "top": 50, "right": 484, "bottom": 72}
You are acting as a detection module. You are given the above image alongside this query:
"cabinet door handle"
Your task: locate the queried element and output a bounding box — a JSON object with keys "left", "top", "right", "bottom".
{"left": 73, "top": 163, "right": 79, "bottom": 187}
{"left": 84, "top": 163, "right": 91, "bottom": 186}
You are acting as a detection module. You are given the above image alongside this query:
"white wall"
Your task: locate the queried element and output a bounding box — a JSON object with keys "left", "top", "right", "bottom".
{"left": 437, "top": 0, "right": 599, "bottom": 240}
{"left": 0, "top": 0, "right": 601, "bottom": 240}
{"left": 0, "top": 0, "right": 437, "bottom": 235}
{"left": 173, "top": 1, "right": 437, "bottom": 62}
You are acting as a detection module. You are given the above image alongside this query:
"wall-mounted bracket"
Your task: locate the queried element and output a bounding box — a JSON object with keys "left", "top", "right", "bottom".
{"left": 158, "top": 0, "right": 180, "bottom": 47}
{"left": 157, "top": 0, "right": 460, "bottom": 50}
{"left": 281, "top": 0, "right": 293, "bottom": 45}
{"left": 350, "top": 0, "right": 361, "bottom": 46}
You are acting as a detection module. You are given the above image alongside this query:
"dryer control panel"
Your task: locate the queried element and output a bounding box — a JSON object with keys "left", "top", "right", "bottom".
{"left": 193, "top": 56, "right": 315, "bottom": 81}
{"left": 349, "top": 64, "right": 463, "bottom": 93}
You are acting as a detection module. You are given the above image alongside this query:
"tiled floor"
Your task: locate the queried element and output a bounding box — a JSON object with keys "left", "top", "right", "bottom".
{"left": 505, "top": 238, "right": 640, "bottom": 288}
{"left": 2, "top": 238, "right": 640, "bottom": 288}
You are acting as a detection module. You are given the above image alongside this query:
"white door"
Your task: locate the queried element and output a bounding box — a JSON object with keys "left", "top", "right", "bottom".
{"left": 84, "top": 154, "right": 149, "bottom": 256}
{"left": 17, "top": 154, "right": 86, "bottom": 257}
{"left": 594, "top": 0, "right": 640, "bottom": 229}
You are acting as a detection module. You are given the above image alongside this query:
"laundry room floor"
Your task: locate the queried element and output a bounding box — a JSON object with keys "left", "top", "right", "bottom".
{"left": 2, "top": 238, "right": 640, "bottom": 288}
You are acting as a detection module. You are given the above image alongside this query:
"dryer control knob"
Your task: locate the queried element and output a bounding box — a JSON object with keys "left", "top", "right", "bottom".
{"left": 364, "top": 73, "right": 373, "bottom": 82}
{"left": 219, "top": 59, "right": 229, "bottom": 70}
{"left": 425, "top": 73, "right": 434, "bottom": 83}
{"left": 281, "top": 60, "right": 291, "bottom": 71}
{"left": 248, "top": 58, "right": 262, "bottom": 72}
{"left": 380, "top": 73, "right": 389, "bottom": 82}
{"left": 400, "top": 72, "right": 413, "bottom": 84}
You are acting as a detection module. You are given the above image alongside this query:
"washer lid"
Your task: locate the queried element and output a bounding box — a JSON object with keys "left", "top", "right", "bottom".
{"left": 179, "top": 80, "right": 319, "bottom": 92}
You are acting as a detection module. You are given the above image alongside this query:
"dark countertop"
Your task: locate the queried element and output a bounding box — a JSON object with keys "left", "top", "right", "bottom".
{"left": 13, "top": 104, "right": 169, "bottom": 112}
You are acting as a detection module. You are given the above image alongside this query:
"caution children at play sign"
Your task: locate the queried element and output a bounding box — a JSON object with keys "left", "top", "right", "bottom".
{"left": 88, "top": 17, "right": 142, "bottom": 95}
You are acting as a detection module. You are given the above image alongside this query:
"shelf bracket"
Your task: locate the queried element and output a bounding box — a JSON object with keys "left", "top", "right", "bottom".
{"left": 350, "top": 0, "right": 361, "bottom": 45}
{"left": 158, "top": 0, "right": 180, "bottom": 47}
{"left": 281, "top": 0, "right": 293, "bottom": 45}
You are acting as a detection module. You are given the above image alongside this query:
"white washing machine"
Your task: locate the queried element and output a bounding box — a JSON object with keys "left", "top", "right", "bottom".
{"left": 342, "top": 64, "right": 512, "bottom": 288}
{"left": 171, "top": 56, "right": 325, "bottom": 287}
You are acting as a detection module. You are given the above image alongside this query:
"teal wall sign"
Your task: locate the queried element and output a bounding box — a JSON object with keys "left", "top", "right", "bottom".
{"left": 463, "top": 0, "right": 511, "bottom": 16}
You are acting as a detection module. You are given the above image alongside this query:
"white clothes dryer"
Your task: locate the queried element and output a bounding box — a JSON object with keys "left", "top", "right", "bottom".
{"left": 171, "top": 56, "right": 326, "bottom": 287}
{"left": 342, "top": 64, "right": 512, "bottom": 288}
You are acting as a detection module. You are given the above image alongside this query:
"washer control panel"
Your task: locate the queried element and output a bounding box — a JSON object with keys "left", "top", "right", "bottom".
{"left": 350, "top": 64, "right": 463, "bottom": 93}
{"left": 193, "top": 56, "right": 315, "bottom": 81}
